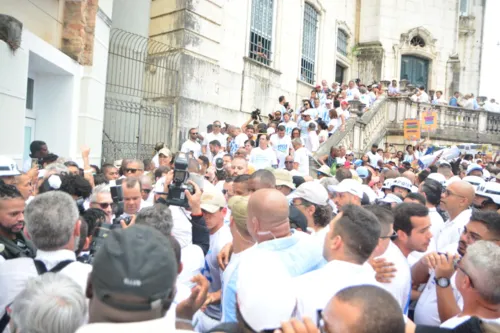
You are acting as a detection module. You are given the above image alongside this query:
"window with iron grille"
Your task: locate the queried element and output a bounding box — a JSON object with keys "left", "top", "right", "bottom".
{"left": 459, "top": 0, "right": 468, "bottom": 16}
{"left": 301, "top": 3, "right": 318, "bottom": 85}
{"left": 249, "top": 0, "right": 274, "bottom": 66}
{"left": 337, "top": 30, "right": 348, "bottom": 56}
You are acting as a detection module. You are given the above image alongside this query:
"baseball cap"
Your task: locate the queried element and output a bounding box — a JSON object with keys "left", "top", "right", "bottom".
{"left": 392, "top": 177, "right": 412, "bottom": 191}
{"left": 356, "top": 166, "right": 369, "bottom": 179}
{"left": 381, "top": 178, "right": 395, "bottom": 190}
{"left": 228, "top": 196, "right": 249, "bottom": 231}
{"left": 427, "top": 173, "right": 447, "bottom": 186}
{"left": 200, "top": 189, "right": 226, "bottom": 213}
{"left": 113, "top": 160, "right": 123, "bottom": 168}
{"left": 303, "top": 110, "right": 312, "bottom": 116}
{"left": 329, "top": 179, "right": 364, "bottom": 199}
{"left": 237, "top": 250, "right": 297, "bottom": 332}
{"left": 158, "top": 147, "right": 172, "bottom": 157}
{"left": 466, "top": 163, "right": 483, "bottom": 176}
{"left": 341, "top": 100, "right": 349, "bottom": 106}
{"left": 476, "top": 182, "right": 500, "bottom": 205}
{"left": 274, "top": 169, "right": 295, "bottom": 189}
{"left": 380, "top": 193, "right": 403, "bottom": 205}
{"left": 290, "top": 181, "right": 329, "bottom": 206}
{"left": 462, "top": 175, "right": 485, "bottom": 190}
{"left": 316, "top": 165, "right": 332, "bottom": 177}
{"left": 91, "top": 225, "right": 177, "bottom": 311}
{"left": 0, "top": 156, "right": 21, "bottom": 177}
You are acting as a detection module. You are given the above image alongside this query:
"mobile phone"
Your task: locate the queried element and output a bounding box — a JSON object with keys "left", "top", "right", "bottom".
{"left": 31, "top": 158, "right": 39, "bottom": 168}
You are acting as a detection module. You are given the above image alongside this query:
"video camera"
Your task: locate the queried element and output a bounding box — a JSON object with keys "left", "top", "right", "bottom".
{"left": 109, "top": 179, "right": 133, "bottom": 226}
{"left": 251, "top": 108, "right": 262, "bottom": 122}
{"left": 166, "top": 152, "right": 195, "bottom": 207}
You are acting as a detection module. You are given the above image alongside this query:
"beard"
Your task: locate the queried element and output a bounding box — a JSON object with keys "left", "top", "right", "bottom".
{"left": 0, "top": 221, "right": 24, "bottom": 235}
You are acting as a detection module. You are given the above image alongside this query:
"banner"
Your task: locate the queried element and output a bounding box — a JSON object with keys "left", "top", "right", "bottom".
{"left": 404, "top": 119, "right": 421, "bottom": 141}
{"left": 421, "top": 108, "right": 438, "bottom": 131}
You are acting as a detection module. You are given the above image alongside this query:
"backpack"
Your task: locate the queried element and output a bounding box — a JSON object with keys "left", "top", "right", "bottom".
{"left": 0, "top": 259, "right": 74, "bottom": 332}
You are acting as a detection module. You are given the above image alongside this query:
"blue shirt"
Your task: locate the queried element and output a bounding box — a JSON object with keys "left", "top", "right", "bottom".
{"left": 221, "top": 231, "right": 324, "bottom": 323}
{"left": 449, "top": 97, "right": 458, "bottom": 107}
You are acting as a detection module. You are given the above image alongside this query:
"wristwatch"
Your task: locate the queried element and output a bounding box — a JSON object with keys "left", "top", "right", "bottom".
{"left": 434, "top": 276, "right": 451, "bottom": 288}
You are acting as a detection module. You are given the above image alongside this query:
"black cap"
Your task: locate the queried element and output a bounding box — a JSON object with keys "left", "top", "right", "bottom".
{"left": 91, "top": 225, "right": 178, "bottom": 311}
{"left": 292, "top": 176, "right": 306, "bottom": 189}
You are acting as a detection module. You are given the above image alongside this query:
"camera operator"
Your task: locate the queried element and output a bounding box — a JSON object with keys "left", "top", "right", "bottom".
{"left": 0, "top": 183, "right": 36, "bottom": 261}
{"left": 155, "top": 157, "right": 210, "bottom": 255}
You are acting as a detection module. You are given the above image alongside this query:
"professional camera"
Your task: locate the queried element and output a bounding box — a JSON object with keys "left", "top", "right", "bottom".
{"left": 110, "top": 179, "right": 124, "bottom": 217}
{"left": 215, "top": 157, "right": 226, "bottom": 181}
{"left": 166, "top": 152, "right": 195, "bottom": 207}
{"left": 87, "top": 222, "right": 121, "bottom": 264}
{"left": 251, "top": 108, "right": 262, "bottom": 121}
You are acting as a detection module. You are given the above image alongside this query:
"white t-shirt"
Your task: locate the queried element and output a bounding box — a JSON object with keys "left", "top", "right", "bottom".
{"left": 293, "top": 147, "right": 310, "bottom": 176}
{"left": 414, "top": 243, "right": 463, "bottom": 326}
{"left": 203, "top": 132, "right": 227, "bottom": 161}
{"left": 328, "top": 118, "right": 339, "bottom": 134}
{"left": 270, "top": 135, "right": 292, "bottom": 168}
{"left": 298, "top": 120, "right": 316, "bottom": 138}
{"left": 408, "top": 208, "right": 445, "bottom": 266}
{"left": 336, "top": 107, "right": 350, "bottom": 121}
{"left": 346, "top": 87, "right": 360, "bottom": 101}
{"left": 211, "top": 150, "right": 225, "bottom": 165}
{"left": 435, "top": 209, "right": 471, "bottom": 252}
{"left": 377, "top": 242, "right": 412, "bottom": 315}
{"left": 295, "top": 260, "right": 380, "bottom": 323}
{"left": 170, "top": 206, "right": 194, "bottom": 249}
{"left": 367, "top": 151, "right": 382, "bottom": 168}
{"left": 181, "top": 139, "right": 202, "bottom": 158}
{"left": 280, "top": 121, "right": 297, "bottom": 136}
{"left": 305, "top": 131, "right": 319, "bottom": 153}
{"left": 441, "top": 315, "right": 500, "bottom": 328}
{"left": 177, "top": 244, "right": 205, "bottom": 287}
{"left": 249, "top": 147, "right": 278, "bottom": 170}
{"left": 234, "top": 133, "right": 248, "bottom": 148}
{"left": 201, "top": 225, "right": 233, "bottom": 320}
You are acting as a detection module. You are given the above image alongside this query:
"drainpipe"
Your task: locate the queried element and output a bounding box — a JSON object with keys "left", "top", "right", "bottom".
{"left": 477, "top": 0, "right": 486, "bottom": 96}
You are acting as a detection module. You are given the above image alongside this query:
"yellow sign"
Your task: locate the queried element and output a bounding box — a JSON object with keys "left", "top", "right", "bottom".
{"left": 404, "top": 119, "right": 421, "bottom": 141}
{"left": 421, "top": 109, "right": 438, "bottom": 131}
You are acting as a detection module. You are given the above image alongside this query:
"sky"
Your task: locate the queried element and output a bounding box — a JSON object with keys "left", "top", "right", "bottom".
{"left": 480, "top": 0, "right": 500, "bottom": 101}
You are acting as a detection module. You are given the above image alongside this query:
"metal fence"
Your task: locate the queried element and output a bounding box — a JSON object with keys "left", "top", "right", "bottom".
{"left": 101, "top": 29, "right": 179, "bottom": 164}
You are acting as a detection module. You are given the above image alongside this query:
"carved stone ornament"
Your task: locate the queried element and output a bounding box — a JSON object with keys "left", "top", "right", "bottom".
{"left": 0, "top": 14, "right": 23, "bottom": 52}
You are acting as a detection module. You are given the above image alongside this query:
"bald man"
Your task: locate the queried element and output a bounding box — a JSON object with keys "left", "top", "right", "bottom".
{"left": 247, "top": 170, "right": 276, "bottom": 193}
{"left": 244, "top": 189, "right": 324, "bottom": 276}
{"left": 435, "top": 180, "right": 475, "bottom": 251}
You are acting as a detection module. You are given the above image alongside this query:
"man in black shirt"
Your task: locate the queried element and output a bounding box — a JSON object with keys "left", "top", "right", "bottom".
{"left": 0, "top": 183, "right": 36, "bottom": 260}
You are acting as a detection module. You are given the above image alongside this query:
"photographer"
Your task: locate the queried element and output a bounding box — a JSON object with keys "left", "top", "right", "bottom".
{"left": 156, "top": 156, "right": 210, "bottom": 255}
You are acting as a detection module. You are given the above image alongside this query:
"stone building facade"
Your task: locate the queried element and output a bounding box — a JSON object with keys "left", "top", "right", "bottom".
{"left": 106, "top": 0, "right": 485, "bottom": 151}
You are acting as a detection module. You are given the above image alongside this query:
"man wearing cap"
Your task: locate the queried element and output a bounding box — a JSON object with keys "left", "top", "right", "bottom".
{"left": 473, "top": 182, "right": 500, "bottom": 211}
{"left": 0, "top": 156, "right": 21, "bottom": 185}
{"left": 316, "top": 165, "right": 332, "bottom": 180}
{"left": 196, "top": 189, "right": 233, "bottom": 331}
{"left": 391, "top": 177, "right": 413, "bottom": 198}
{"left": 221, "top": 196, "right": 255, "bottom": 323}
{"left": 75, "top": 225, "right": 178, "bottom": 332}
{"left": 294, "top": 205, "right": 381, "bottom": 322}
{"left": 331, "top": 179, "right": 364, "bottom": 210}
{"left": 336, "top": 100, "right": 349, "bottom": 130}
{"left": 298, "top": 110, "right": 316, "bottom": 143}
{"left": 291, "top": 182, "right": 332, "bottom": 234}
{"left": 274, "top": 169, "right": 295, "bottom": 196}
{"left": 466, "top": 163, "right": 483, "bottom": 177}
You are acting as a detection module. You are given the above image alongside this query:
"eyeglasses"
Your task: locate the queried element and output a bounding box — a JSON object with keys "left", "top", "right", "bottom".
{"left": 285, "top": 161, "right": 294, "bottom": 164}
{"left": 96, "top": 202, "right": 113, "bottom": 209}
{"left": 380, "top": 231, "right": 398, "bottom": 241}
{"left": 213, "top": 124, "right": 221, "bottom": 128}
{"left": 142, "top": 189, "right": 152, "bottom": 194}
{"left": 125, "top": 168, "right": 143, "bottom": 174}
{"left": 443, "top": 189, "right": 465, "bottom": 198}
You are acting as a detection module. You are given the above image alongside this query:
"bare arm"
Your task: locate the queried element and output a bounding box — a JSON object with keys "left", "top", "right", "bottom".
{"left": 81, "top": 146, "right": 95, "bottom": 188}
{"left": 241, "top": 117, "right": 252, "bottom": 132}
{"left": 435, "top": 253, "right": 461, "bottom": 322}
{"left": 318, "top": 154, "right": 329, "bottom": 165}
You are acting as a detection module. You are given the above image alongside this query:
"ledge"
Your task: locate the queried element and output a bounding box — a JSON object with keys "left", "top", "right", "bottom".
{"left": 243, "top": 57, "right": 281, "bottom": 75}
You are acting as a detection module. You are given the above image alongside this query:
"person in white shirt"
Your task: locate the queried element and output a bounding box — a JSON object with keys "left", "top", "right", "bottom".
{"left": 359, "top": 87, "right": 371, "bottom": 108}
{"left": 367, "top": 144, "right": 383, "bottom": 168}
{"left": 279, "top": 112, "right": 297, "bottom": 136}
{"left": 181, "top": 127, "right": 202, "bottom": 158}
{"left": 0, "top": 191, "right": 92, "bottom": 323}
{"left": 377, "top": 203, "right": 432, "bottom": 315}
{"left": 436, "top": 180, "right": 474, "bottom": 251}
{"left": 209, "top": 140, "right": 225, "bottom": 165}
{"left": 120, "top": 178, "right": 153, "bottom": 218}
{"left": 305, "top": 122, "right": 319, "bottom": 153}
{"left": 270, "top": 125, "right": 292, "bottom": 168}
{"left": 291, "top": 138, "right": 309, "bottom": 176}
{"left": 368, "top": 85, "right": 379, "bottom": 104}
{"left": 294, "top": 205, "right": 381, "bottom": 322}
{"left": 196, "top": 189, "right": 233, "bottom": 332}
{"left": 388, "top": 79, "right": 400, "bottom": 96}
{"left": 432, "top": 90, "right": 447, "bottom": 105}
{"left": 415, "top": 86, "right": 430, "bottom": 103}
{"left": 345, "top": 80, "right": 360, "bottom": 101}
{"left": 298, "top": 110, "right": 317, "bottom": 144}
{"left": 440, "top": 241, "right": 500, "bottom": 328}
{"left": 249, "top": 135, "right": 277, "bottom": 170}
{"left": 335, "top": 101, "right": 349, "bottom": 131}
{"left": 203, "top": 120, "right": 226, "bottom": 161}
{"left": 327, "top": 109, "right": 340, "bottom": 135}
{"left": 228, "top": 126, "right": 248, "bottom": 157}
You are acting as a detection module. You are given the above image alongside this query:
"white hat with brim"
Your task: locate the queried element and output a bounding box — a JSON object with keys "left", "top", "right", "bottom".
{"left": 200, "top": 190, "right": 226, "bottom": 213}
{"left": 289, "top": 181, "right": 329, "bottom": 206}
{"left": 0, "top": 157, "right": 21, "bottom": 177}
{"left": 381, "top": 193, "right": 403, "bottom": 204}
{"left": 316, "top": 165, "right": 332, "bottom": 177}
{"left": 329, "top": 179, "right": 364, "bottom": 199}
{"left": 274, "top": 169, "right": 296, "bottom": 189}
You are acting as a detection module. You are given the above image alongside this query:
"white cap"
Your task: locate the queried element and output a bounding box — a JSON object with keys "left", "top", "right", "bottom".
{"left": 237, "top": 250, "right": 297, "bottom": 332}
{"left": 427, "top": 173, "right": 447, "bottom": 186}
{"left": 476, "top": 182, "right": 500, "bottom": 205}
{"left": 466, "top": 163, "right": 483, "bottom": 176}
{"left": 462, "top": 175, "right": 485, "bottom": 190}
{"left": 381, "top": 193, "right": 403, "bottom": 204}
{"left": 391, "top": 177, "right": 412, "bottom": 191}
{"left": 329, "top": 179, "right": 364, "bottom": 199}
{"left": 267, "top": 127, "right": 276, "bottom": 135}
{"left": 303, "top": 110, "right": 312, "bottom": 116}
{"left": 200, "top": 189, "right": 226, "bottom": 213}
{"left": 0, "top": 156, "right": 21, "bottom": 177}
{"left": 289, "top": 181, "right": 329, "bottom": 206}
{"left": 382, "top": 178, "right": 394, "bottom": 190}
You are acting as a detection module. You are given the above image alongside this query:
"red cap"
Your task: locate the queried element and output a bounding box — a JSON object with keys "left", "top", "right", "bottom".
{"left": 315, "top": 85, "right": 321, "bottom": 88}
{"left": 341, "top": 100, "right": 349, "bottom": 106}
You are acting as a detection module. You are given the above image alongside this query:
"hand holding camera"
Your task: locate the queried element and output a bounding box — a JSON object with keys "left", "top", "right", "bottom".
{"left": 185, "top": 180, "right": 202, "bottom": 215}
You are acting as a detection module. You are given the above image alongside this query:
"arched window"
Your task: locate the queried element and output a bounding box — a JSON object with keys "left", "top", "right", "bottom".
{"left": 249, "top": 0, "right": 274, "bottom": 66}
{"left": 410, "top": 36, "right": 425, "bottom": 47}
{"left": 337, "top": 30, "right": 348, "bottom": 56}
{"left": 301, "top": 3, "right": 318, "bottom": 85}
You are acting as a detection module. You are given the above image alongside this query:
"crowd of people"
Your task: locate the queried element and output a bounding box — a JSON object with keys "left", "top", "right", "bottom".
{"left": 1, "top": 79, "right": 500, "bottom": 333}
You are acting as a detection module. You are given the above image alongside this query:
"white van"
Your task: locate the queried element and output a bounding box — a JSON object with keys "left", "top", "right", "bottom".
{"left": 457, "top": 143, "right": 492, "bottom": 156}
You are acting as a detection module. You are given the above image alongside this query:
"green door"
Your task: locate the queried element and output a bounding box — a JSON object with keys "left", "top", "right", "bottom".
{"left": 401, "top": 55, "right": 429, "bottom": 89}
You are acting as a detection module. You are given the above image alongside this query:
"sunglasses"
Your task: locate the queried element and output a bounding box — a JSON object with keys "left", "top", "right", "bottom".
{"left": 125, "top": 168, "right": 142, "bottom": 173}
{"left": 97, "top": 202, "right": 113, "bottom": 209}
{"left": 380, "top": 231, "right": 398, "bottom": 241}
{"left": 285, "top": 161, "right": 294, "bottom": 164}
{"left": 191, "top": 132, "right": 199, "bottom": 135}
{"left": 142, "top": 188, "right": 152, "bottom": 194}
{"left": 213, "top": 124, "right": 221, "bottom": 128}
